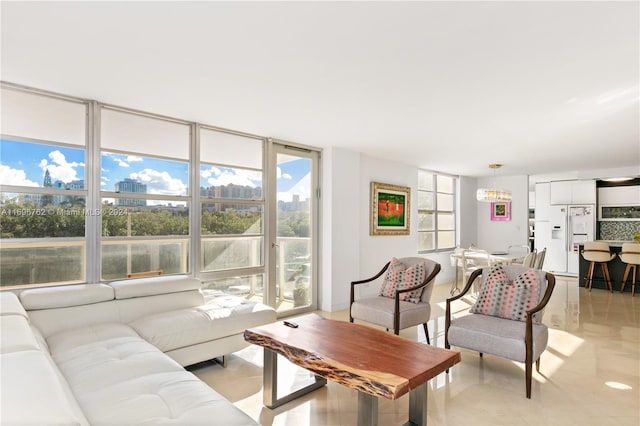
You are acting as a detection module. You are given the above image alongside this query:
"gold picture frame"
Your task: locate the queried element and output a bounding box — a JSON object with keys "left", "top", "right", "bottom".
{"left": 370, "top": 181, "right": 410, "bottom": 235}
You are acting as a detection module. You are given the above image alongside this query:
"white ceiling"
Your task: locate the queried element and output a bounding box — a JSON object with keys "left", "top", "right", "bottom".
{"left": 1, "top": 1, "right": 639, "bottom": 178}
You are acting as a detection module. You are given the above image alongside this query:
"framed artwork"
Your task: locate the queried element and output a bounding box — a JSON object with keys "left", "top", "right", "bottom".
{"left": 370, "top": 181, "right": 410, "bottom": 235}
{"left": 491, "top": 201, "right": 511, "bottom": 221}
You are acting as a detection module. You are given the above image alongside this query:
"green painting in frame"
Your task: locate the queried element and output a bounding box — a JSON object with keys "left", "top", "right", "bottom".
{"left": 370, "top": 181, "right": 410, "bottom": 235}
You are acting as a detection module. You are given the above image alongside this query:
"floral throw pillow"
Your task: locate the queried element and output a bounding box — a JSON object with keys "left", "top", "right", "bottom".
{"left": 378, "top": 258, "right": 427, "bottom": 303}
{"left": 470, "top": 264, "right": 541, "bottom": 322}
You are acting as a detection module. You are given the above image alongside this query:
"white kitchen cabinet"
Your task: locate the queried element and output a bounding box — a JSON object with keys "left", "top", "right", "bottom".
{"left": 550, "top": 180, "right": 596, "bottom": 204}
{"left": 598, "top": 186, "right": 640, "bottom": 205}
{"left": 550, "top": 181, "right": 572, "bottom": 204}
{"left": 535, "top": 182, "right": 551, "bottom": 220}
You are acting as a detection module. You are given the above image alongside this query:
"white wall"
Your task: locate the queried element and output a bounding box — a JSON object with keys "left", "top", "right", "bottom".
{"left": 476, "top": 174, "right": 530, "bottom": 253}
{"left": 356, "top": 154, "right": 421, "bottom": 301}
{"left": 458, "top": 175, "right": 478, "bottom": 248}
{"left": 320, "top": 147, "right": 361, "bottom": 312}
{"left": 321, "top": 148, "right": 464, "bottom": 311}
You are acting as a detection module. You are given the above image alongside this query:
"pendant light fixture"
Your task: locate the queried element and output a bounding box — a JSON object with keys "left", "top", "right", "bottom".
{"left": 476, "top": 164, "right": 512, "bottom": 202}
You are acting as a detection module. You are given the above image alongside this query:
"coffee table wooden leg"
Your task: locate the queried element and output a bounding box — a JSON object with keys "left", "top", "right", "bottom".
{"left": 357, "top": 391, "right": 378, "bottom": 425}
{"left": 263, "top": 347, "right": 327, "bottom": 409}
{"left": 408, "top": 382, "right": 428, "bottom": 425}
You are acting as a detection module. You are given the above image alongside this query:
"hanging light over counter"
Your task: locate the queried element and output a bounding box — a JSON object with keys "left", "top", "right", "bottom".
{"left": 476, "top": 164, "right": 512, "bottom": 202}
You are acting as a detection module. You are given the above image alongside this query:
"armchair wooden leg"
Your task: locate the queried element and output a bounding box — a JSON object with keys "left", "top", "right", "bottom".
{"left": 526, "top": 361, "right": 532, "bottom": 399}
{"left": 422, "top": 323, "right": 430, "bottom": 345}
{"left": 535, "top": 357, "right": 541, "bottom": 373}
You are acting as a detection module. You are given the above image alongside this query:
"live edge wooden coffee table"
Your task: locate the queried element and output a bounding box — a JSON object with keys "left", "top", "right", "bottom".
{"left": 244, "top": 313, "right": 460, "bottom": 425}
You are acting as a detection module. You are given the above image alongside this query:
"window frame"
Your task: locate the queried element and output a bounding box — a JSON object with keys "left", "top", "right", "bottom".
{"left": 417, "top": 170, "right": 457, "bottom": 253}
{"left": 0, "top": 86, "right": 90, "bottom": 288}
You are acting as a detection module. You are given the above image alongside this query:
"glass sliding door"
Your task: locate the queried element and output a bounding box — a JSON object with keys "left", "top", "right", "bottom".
{"left": 268, "top": 143, "right": 319, "bottom": 315}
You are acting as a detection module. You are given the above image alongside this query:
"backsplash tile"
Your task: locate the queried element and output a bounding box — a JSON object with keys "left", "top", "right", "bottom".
{"left": 599, "top": 221, "right": 640, "bottom": 240}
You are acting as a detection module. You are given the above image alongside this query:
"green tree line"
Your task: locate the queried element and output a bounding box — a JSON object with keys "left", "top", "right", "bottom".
{"left": 1, "top": 201, "right": 308, "bottom": 238}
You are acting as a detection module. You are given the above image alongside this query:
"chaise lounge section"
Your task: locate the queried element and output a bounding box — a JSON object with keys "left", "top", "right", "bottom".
{"left": 1, "top": 275, "right": 276, "bottom": 425}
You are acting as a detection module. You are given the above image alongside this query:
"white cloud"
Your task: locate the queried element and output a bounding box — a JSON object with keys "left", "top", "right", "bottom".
{"left": 38, "top": 150, "right": 84, "bottom": 183}
{"left": 278, "top": 172, "right": 311, "bottom": 202}
{"left": 277, "top": 167, "right": 292, "bottom": 180}
{"left": 104, "top": 152, "right": 138, "bottom": 168}
{"left": 0, "top": 164, "right": 39, "bottom": 187}
{"left": 202, "top": 166, "right": 261, "bottom": 188}
{"left": 130, "top": 168, "right": 187, "bottom": 196}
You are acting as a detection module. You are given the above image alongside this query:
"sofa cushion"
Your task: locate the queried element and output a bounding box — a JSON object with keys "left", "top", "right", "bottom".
{"left": 20, "top": 283, "right": 114, "bottom": 310}
{"left": 47, "top": 322, "right": 256, "bottom": 425}
{"left": 115, "top": 290, "right": 205, "bottom": 324}
{"left": 109, "top": 275, "right": 201, "bottom": 299}
{"left": 447, "top": 313, "right": 549, "bottom": 363}
{"left": 0, "top": 350, "right": 89, "bottom": 426}
{"left": 49, "top": 323, "right": 192, "bottom": 394}
{"left": 0, "top": 315, "right": 41, "bottom": 354}
{"left": 79, "top": 371, "right": 257, "bottom": 425}
{"left": 130, "top": 290, "right": 276, "bottom": 353}
{"left": 26, "top": 299, "right": 121, "bottom": 339}
{"left": 0, "top": 291, "right": 28, "bottom": 318}
{"left": 350, "top": 295, "right": 431, "bottom": 330}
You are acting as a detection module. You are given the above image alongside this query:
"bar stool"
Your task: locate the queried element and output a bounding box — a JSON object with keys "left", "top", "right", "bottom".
{"left": 581, "top": 241, "right": 615, "bottom": 292}
{"left": 619, "top": 242, "right": 640, "bottom": 297}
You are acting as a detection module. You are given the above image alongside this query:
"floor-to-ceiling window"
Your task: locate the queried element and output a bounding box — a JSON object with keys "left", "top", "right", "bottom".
{"left": 0, "top": 86, "right": 88, "bottom": 287}
{"left": 0, "top": 82, "right": 320, "bottom": 314}
{"left": 99, "top": 107, "right": 191, "bottom": 280}
{"left": 198, "top": 127, "right": 266, "bottom": 301}
{"left": 267, "top": 143, "right": 319, "bottom": 314}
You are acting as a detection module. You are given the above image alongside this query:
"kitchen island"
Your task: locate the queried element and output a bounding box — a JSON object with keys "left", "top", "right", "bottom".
{"left": 578, "top": 241, "right": 635, "bottom": 292}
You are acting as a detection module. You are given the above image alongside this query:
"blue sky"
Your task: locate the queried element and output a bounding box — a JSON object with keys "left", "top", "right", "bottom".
{"left": 1, "top": 139, "right": 311, "bottom": 200}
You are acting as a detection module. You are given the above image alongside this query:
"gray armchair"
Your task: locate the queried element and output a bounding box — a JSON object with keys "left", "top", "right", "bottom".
{"left": 445, "top": 265, "right": 556, "bottom": 398}
{"left": 349, "top": 257, "right": 441, "bottom": 344}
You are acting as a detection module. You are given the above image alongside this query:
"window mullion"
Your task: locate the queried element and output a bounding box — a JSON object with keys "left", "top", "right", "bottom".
{"left": 87, "top": 100, "right": 100, "bottom": 283}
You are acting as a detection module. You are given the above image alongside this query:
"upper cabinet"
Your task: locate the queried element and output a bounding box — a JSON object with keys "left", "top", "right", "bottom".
{"left": 549, "top": 180, "right": 596, "bottom": 205}
{"left": 598, "top": 186, "right": 640, "bottom": 205}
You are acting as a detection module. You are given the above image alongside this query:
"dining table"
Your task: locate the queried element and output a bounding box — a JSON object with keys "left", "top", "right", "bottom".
{"left": 448, "top": 249, "right": 526, "bottom": 295}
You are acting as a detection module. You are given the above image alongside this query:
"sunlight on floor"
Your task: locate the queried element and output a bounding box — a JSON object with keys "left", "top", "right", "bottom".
{"left": 191, "top": 276, "right": 640, "bottom": 425}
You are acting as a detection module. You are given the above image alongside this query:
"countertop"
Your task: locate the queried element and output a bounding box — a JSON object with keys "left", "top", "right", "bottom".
{"left": 578, "top": 240, "right": 635, "bottom": 248}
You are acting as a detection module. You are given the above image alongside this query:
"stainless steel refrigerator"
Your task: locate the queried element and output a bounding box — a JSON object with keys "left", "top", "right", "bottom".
{"left": 545, "top": 205, "right": 595, "bottom": 275}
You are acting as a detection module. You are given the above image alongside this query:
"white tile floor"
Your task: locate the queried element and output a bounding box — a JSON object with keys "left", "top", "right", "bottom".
{"left": 190, "top": 277, "right": 640, "bottom": 425}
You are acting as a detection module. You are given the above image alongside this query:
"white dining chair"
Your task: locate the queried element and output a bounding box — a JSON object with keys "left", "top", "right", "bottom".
{"left": 521, "top": 251, "right": 537, "bottom": 268}
{"left": 462, "top": 249, "right": 492, "bottom": 293}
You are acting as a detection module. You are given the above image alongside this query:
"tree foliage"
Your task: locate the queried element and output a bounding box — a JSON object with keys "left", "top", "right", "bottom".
{"left": 2, "top": 201, "right": 309, "bottom": 238}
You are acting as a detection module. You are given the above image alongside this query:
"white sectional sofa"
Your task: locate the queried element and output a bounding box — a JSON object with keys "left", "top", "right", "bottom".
{"left": 0, "top": 275, "right": 277, "bottom": 425}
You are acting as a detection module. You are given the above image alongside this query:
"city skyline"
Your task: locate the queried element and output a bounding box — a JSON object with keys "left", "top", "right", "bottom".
{"left": 1, "top": 138, "right": 311, "bottom": 202}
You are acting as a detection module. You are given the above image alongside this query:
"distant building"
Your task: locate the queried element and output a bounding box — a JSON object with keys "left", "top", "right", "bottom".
{"left": 200, "top": 184, "right": 262, "bottom": 200}
{"left": 278, "top": 194, "right": 310, "bottom": 212}
{"left": 66, "top": 180, "right": 84, "bottom": 190}
{"left": 53, "top": 179, "right": 85, "bottom": 205}
{"left": 115, "top": 178, "right": 147, "bottom": 206}
{"left": 41, "top": 169, "right": 53, "bottom": 206}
